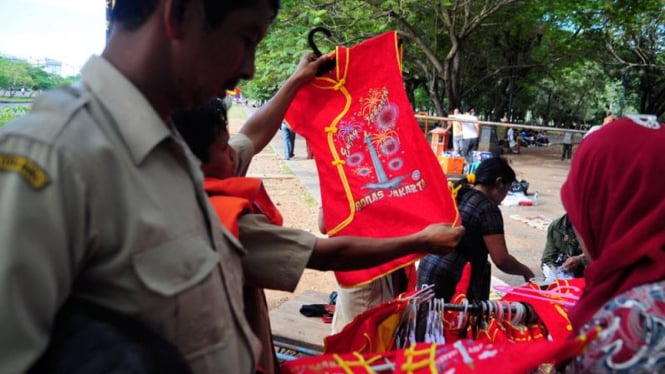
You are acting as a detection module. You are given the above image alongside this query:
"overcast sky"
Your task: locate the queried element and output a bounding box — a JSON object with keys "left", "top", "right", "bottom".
{"left": 0, "top": 0, "right": 106, "bottom": 75}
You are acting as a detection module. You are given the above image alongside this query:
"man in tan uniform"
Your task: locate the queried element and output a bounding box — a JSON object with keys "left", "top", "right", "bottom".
{"left": 0, "top": 0, "right": 280, "bottom": 372}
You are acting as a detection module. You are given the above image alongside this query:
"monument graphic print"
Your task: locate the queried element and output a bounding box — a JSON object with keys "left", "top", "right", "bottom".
{"left": 336, "top": 87, "right": 424, "bottom": 211}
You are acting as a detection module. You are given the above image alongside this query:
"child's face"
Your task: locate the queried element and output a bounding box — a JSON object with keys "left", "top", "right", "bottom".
{"left": 201, "top": 129, "right": 235, "bottom": 179}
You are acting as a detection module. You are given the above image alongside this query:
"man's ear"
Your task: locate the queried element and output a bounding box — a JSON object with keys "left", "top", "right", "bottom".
{"left": 163, "top": 0, "right": 187, "bottom": 39}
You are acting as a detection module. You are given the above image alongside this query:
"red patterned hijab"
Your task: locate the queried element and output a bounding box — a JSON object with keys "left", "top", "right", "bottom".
{"left": 560, "top": 115, "right": 665, "bottom": 330}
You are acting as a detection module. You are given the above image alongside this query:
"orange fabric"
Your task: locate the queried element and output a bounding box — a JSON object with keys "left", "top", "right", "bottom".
{"left": 285, "top": 31, "right": 459, "bottom": 287}
{"left": 204, "top": 176, "right": 283, "bottom": 233}
{"left": 208, "top": 195, "right": 250, "bottom": 237}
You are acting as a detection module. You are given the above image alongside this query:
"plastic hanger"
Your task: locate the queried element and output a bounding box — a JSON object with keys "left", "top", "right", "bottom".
{"left": 307, "top": 26, "right": 337, "bottom": 76}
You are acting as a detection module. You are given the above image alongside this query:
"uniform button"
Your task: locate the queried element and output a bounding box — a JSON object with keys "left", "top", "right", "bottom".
{"left": 182, "top": 263, "right": 195, "bottom": 279}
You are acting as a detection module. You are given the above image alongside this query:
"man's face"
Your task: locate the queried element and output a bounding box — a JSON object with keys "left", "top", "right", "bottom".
{"left": 201, "top": 128, "right": 235, "bottom": 179}
{"left": 174, "top": 1, "right": 273, "bottom": 108}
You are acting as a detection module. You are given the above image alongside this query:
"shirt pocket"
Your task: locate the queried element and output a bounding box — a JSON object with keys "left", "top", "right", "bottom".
{"left": 132, "top": 235, "right": 219, "bottom": 297}
{"left": 132, "top": 236, "right": 236, "bottom": 359}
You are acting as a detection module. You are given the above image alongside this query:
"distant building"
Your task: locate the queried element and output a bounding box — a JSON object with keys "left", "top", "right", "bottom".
{"left": 32, "top": 58, "right": 63, "bottom": 76}
{"left": 0, "top": 53, "right": 65, "bottom": 76}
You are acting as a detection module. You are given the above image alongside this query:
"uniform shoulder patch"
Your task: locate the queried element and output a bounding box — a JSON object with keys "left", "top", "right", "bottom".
{"left": 0, "top": 153, "right": 50, "bottom": 190}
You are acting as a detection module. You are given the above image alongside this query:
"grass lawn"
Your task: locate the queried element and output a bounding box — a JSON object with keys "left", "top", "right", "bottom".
{"left": 228, "top": 104, "right": 249, "bottom": 120}
{"left": 0, "top": 97, "right": 34, "bottom": 103}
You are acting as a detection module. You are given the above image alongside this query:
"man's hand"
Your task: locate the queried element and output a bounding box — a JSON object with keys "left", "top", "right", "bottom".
{"left": 419, "top": 224, "right": 465, "bottom": 255}
{"left": 562, "top": 255, "right": 583, "bottom": 271}
{"left": 288, "top": 52, "right": 330, "bottom": 87}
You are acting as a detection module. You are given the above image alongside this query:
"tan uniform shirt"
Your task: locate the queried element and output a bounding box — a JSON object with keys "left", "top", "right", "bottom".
{"left": 229, "top": 133, "right": 315, "bottom": 290}
{"left": 0, "top": 56, "right": 259, "bottom": 373}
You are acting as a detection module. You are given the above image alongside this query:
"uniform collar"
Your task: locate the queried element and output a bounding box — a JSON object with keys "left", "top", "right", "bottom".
{"left": 80, "top": 55, "right": 171, "bottom": 165}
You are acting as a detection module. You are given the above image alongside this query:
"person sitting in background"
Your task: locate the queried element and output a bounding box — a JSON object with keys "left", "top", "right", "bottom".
{"left": 520, "top": 129, "right": 536, "bottom": 147}
{"left": 418, "top": 157, "right": 535, "bottom": 301}
{"left": 557, "top": 115, "right": 665, "bottom": 372}
{"left": 173, "top": 96, "right": 465, "bottom": 373}
{"left": 535, "top": 131, "right": 549, "bottom": 146}
{"left": 540, "top": 213, "right": 585, "bottom": 281}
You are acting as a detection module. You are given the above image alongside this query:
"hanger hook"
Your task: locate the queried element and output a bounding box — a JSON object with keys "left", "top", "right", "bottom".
{"left": 307, "top": 27, "right": 337, "bottom": 76}
{"left": 308, "top": 26, "right": 333, "bottom": 57}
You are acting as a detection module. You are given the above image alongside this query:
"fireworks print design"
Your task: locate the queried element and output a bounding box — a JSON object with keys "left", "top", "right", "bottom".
{"left": 335, "top": 87, "right": 419, "bottom": 191}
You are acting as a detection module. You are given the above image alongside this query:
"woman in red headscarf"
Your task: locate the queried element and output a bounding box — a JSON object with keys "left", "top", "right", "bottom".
{"left": 558, "top": 115, "right": 665, "bottom": 372}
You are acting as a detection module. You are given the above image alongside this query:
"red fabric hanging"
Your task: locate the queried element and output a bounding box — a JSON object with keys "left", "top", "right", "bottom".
{"left": 284, "top": 330, "right": 598, "bottom": 374}
{"left": 285, "top": 31, "right": 459, "bottom": 287}
{"left": 315, "top": 263, "right": 597, "bottom": 372}
{"left": 324, "top": 298, "right": 407, "bottom": 355}
{"left": 501, "top": 278, "right": 585, "bottom": 341}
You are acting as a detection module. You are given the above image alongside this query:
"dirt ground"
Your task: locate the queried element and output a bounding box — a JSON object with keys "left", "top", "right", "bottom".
{"left": 230, "top": 116, "right": 577, "bottom": 311}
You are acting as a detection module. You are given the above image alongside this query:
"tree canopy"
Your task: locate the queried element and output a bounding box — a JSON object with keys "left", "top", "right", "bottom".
{"left": 243, "top": 0, "right": 664, "bottom": 123}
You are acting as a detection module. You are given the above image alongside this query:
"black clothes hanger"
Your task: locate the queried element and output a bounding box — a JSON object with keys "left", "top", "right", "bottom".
{"left": 307, "top": 27, "right": 337, "bottom": 76}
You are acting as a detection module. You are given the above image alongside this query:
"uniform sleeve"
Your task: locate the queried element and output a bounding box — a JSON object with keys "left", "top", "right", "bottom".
{"left": 541, "top": 220, "right": 559, "bottom": 265}
{"left": 238, "top": 214, "right": 316, "bottom": 292}
{"left": 229, "top": 132, "right": 255, "bottom": 177}
{"left": 0, "top": 135, "right": 88, "bottom": 372}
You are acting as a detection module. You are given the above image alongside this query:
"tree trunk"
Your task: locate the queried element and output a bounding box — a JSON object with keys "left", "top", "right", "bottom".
{"left": 443, "top": 44, "right": 462, "bottom": 112}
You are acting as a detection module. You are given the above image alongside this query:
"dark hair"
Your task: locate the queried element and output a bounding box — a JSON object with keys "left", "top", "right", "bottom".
{"left": 172, "top": 98, "right": 228, "bottom": 163}
{"left": 111, "top": 0, "right": 281, "bottom": 30}
{"left": 454, "top": 157, "right": 515, "bottom": 197}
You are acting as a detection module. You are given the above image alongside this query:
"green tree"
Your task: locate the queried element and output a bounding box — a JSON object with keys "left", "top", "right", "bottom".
{"left": 0, "top": 57, "right": 74, "bottom": 98}
{"left": 0, "top": 58, "right": 34, "bottom": 97}
{"left": 603, "top": 1, "right": 665, "bottom": 117}
{"left": 546, "top": 0, "right": 664, "bottom": 118}
{"left": 243, "top": 0, "right": 659, "bottom": 122}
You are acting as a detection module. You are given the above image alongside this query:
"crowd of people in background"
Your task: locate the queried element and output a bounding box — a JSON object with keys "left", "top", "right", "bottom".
{"left": 437, "top": 108, "right": 620, "bottom": 161}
